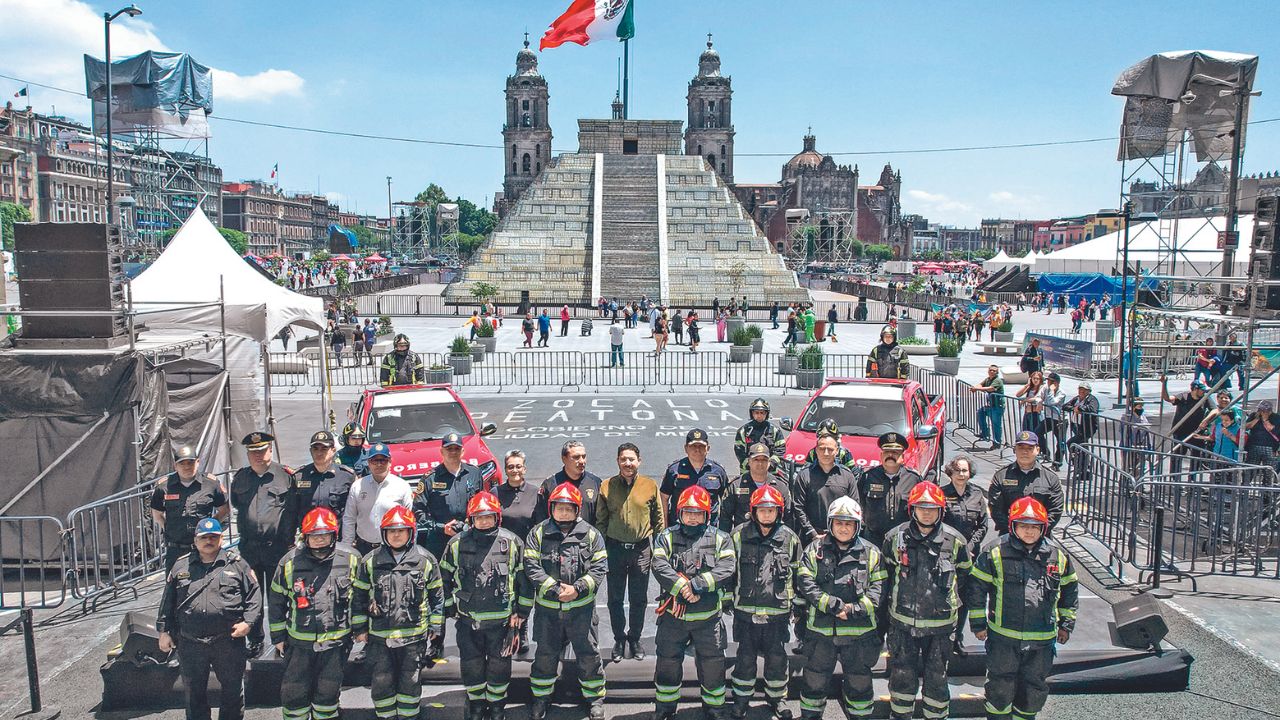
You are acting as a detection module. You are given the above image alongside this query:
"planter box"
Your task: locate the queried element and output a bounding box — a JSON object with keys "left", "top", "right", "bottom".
{"left": 778, "top": 354, "right": 799, "bottom": 375}
{"left": 994, "top": 331, "right": 1014, "bottom": 343}
{"left": 470, "top": 343, "right": 485, "bottom": 363}
{"left": 902, "top": 344, "right": 938, "bottom": 356}
{"left": 448, "top": 354, "right": 472, "bottom": 376}
{"left": 729, "top": 345, "right": 753, "bottom": 363}
{"left": 796, "top": 367, "right": 825, "bottom": 390}
{"left": 898, "top": 319, "right": 917, "bottom": 338}
{"left": 933, "top": 357, "right": 960, "bottom": 376}
{"left": 751, "top": 338, "right": 764, "bottom": 354}
{"left": 425, "top": 368, "right": 454, "bottom": 385}
{"left": 478, "top": 336, "right": 497, "bottom": 353}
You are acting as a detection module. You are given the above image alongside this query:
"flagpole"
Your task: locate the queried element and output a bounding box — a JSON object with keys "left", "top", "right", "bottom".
{"left": 622, "top": 38, "right": 629, "bottom": 119}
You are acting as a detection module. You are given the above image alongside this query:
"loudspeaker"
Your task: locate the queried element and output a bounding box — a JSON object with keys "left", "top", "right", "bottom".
{"left": 1247, "top": 251, "right": 1280, "bottom": 312}
{"left": 1112, "top": 593, "right": 1168, "bottom": 649}
{"left": 518, "top": 289, "right": 531, "bottom": 315}
{"left": 1257, "top": 195, "right": 1278, "bottom": 224}
{"left": 118, "top": 610, "right": 171, "bottom": 666}
{"left": 13, "top": 222, "right": 126, "bottom": 340}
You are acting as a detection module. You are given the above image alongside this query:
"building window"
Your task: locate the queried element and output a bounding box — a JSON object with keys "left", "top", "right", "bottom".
{"left": 720, "top": 144, "right": 726, "bottom": 157}
{"left": 535, "top": 144, "right": 541, "bottom": 158}
{"left": 522, "top": 153, "right": 531, "bottom": 174}
{"left": 512, "top": 144, "right": 517, "bottom": 158}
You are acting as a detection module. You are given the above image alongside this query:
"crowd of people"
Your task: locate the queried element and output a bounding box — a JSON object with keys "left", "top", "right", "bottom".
{"left": 153, "top": 395, "right": 1076, "bottom": 720}
{"left": 248, "top": 254, "right": 394, "bottom": 292}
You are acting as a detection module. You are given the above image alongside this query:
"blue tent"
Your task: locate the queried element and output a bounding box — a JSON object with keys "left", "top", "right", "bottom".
{"left": 1035, "top": 273, "right": 1155, "bottom": 303}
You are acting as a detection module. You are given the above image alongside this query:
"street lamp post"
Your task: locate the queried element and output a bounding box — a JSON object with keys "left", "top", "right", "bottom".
{"left": 385, "top": 176, "right": 393, "bottom": 252}
{"left": 1116, "top": 201, "right": 1132, "bottom": 407}
{"left": 102, "top": 4, "right": 142, "bottom": 229}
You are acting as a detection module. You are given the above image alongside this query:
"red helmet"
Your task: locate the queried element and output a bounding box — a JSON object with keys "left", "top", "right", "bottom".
{"left": 677, "top": 485, "right": 713, "bottom": 515}
{"left": 380, "top": 505, "right": 416, "bottom": 545}
{"left": 1008, "top": 497, "right": 1049, "bottom": 534}
{"left": 907, "top": 481, "right": 946, "bottom": 510}
{"left": 547, "top": 482, "right": 583, "bottom": 514}
{"left": 749, "top": 485, "right": 785, "bottom": 512}
{"left": 301, "top": 507, "right": 339, "bottom": 536}
{"left": 467, "top": 491, "right": 503, "bottom": 521}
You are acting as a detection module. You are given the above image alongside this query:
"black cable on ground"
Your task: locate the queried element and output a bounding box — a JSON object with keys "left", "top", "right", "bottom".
{"left": 1182, "top": 689, "right": 1280, "bottom": 718}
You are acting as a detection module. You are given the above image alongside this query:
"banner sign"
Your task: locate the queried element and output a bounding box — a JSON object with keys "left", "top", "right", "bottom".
{"left": 1025, "top": 332, "right": 1094, "bottom": 372}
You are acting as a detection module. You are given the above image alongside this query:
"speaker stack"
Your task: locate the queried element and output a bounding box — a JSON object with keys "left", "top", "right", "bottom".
{"left": 12, "top": 222, "right": 128, "bottom": 348}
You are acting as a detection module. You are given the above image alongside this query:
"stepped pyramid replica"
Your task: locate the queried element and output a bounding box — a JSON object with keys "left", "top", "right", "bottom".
{"left": 450, "top": 38, "right": 807, "bottom": 306}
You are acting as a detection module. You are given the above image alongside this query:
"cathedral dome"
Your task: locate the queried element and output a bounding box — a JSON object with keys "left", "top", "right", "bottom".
{"left": 785, "top": 133, "right": 823, "bottom": 171}
{"left": 516, "top": 38, "right": 539, "bottom": 76}
{"left": 698, "top": 36, "right": 721, "bottom": 77}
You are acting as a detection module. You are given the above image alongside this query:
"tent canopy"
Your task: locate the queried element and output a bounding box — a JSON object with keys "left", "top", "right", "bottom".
{"left": 1033, "top": 215, "right": 1254, "bottom": 276}
{"left": 131, "top": 207, "right": 325, "bottom": 342}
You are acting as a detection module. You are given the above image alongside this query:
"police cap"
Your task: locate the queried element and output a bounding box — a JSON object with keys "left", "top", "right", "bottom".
{"left": 441, "top": 432, "right": 463, "bottom": 449}
{"left": 173, "top": 445, "right": 199, "bottom": 462}
{"left": 195, "top": 517, "right": 224, "bottom": 536}
{"left": 685, "top": 428, "right": 710, "bottom": 446}
{"left": 878, "top": 432, "right": 907, "bottom": 451}
{"left": 748, "top": 442, "right": 771, "bottom": 459}
{"left": 309, "top": 430, "right": 337, "bottom": 448}
{"left": 241, "top": 431, "right": 274, "bottom": 451}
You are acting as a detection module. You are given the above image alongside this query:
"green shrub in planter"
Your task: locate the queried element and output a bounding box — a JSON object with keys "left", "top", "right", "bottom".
{"left": 377, "top": 315, "right": 394, "bottom": 336}
{"left": 475, "top": 321, "right": 495, "bottom": 338}
{"left": 745, "top": 324, "right": 763, "bottom": 339}
{"left": 784, "top": 344, "right": 798, "bottom": 356}
{"left": 938, "top": 337, "right": 961, "bottom": 358}
{"left": 998, "top": 319, "right": 1013, "bottom": 333}
{"left": 731, "top": 327, "right": 753, "bottom": 347}
{"left": 449, "top": 335, "right": 471, "bottom": 355}
{"left": 898, "top": 336, "right": 929, "bottom": 346}
{"left": 800, "top": 344, "right": 824, "bottom": 370}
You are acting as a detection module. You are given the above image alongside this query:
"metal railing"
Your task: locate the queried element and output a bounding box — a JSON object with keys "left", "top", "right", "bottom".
{"left": 0, "top": 516, "right": 68, "bottom": 611}
{"left": 63, "top": 478, "right": 165, "bottom": 609}
{"left": 300, "top": 271, "right": 432, "bottom": 299}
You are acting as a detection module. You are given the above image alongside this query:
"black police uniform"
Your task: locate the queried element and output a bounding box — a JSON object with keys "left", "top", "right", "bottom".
{"left": 719, "top": 472, "right": 794, "bottom": 532}
{"left": 157, "top": 548, "right": 260, "bottom": 720}
{"left": 857, "top": 464, "right": 923, "bottom": 548}
{"left": 795, "top": 534, "right": 887, "bottom": 720}
{"left": 413, "top": 461, "right": 485, "bottom": 558}
{"left": 987, "top": 462, "right": 1064, "bottom": 533}
{"left": 651, "top": 522, "right": 737, "bottom": 718}
{"left": 941, "top": 481, "right": 989, "bottom": 647}
{"left": 729, "top": 519, "right": 801, "bottom": 716}
{"left": 440, "top": 525, "right": 532, "bottom": 714}
{"left": 660, "top": 458, "right": 731, "bottom": 527}
{"left": 268, "top": 542, "right": 361, "bottom": 720}
{"left": 790, "top": 462, "right": 862, "bottom": 545}
{"left": 353, "top": 542, "right": 444, "bottom": 720}
{"left": 881, "top": 521, "right": 973, "bottom": 720}
{"left": 802, "top": 445, "right": 861, "bottom": 474}
{"left": 150, "top": 473, "right": 227, "bottom": 573}
{"left": 531, "top": 469, "right": 603, "bottom": 526}
{"left": 733, "top": 420, "right": 786, "bottom": 467}
{"left": 492, "top": 480, "right": 541, "bottom": 540}
{"left": 229, "top": 447, "right": 297, "bottom": 647}
{"left": 524, "top": 517, "right": 609, "bottom": 709}
{"left": 292, "top": 463, "right": 356, "bottom": 538}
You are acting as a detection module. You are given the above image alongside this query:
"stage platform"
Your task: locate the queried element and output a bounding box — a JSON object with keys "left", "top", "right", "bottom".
{"left": 101, "top": 594, "right": 1190, "bottom": 715}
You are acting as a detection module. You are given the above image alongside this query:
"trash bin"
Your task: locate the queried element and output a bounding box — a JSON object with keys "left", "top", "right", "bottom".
{"left": 815, "top": 320, "right": 827, "bottom": 342}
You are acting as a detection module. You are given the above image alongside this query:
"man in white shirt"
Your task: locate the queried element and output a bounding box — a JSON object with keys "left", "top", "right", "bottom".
{"left": 341, "top": 443, "right": 413, "bottom": 555}
{"left": 609, "top": 323, "right": 625, "bottom": 368}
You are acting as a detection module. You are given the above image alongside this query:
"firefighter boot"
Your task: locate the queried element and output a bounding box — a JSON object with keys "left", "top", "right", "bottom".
{"left": 731, "top": 697, "right": 750, "bottom": 720}
{"left": 588, "top": 700, "right": 605, "bottom": 720}
{"left": 529, "top": 699, "right": 548, "bottom": 720}
{"left": 463, "top": 699, "right": 484, "bottom": 720}
{"left": 490, "top": 701, "right": 506, "bottom": 720}
{"left": 768, "top": 700, "right": 794, "bottom": 720}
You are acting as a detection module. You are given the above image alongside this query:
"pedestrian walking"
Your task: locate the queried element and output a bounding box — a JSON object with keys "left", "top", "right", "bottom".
{"left": 560, "top": 304, "right": 571, "bottom": 336}
{"left": 537, "top": 310, "right": 551, "bottom": 347}
{"left": 672, "top": 309, "right": 685, "bottom": 345}
{"left": 770, "top": 301, "right": 780, "bottom": 330}
{"left": 783, "top": 310, "right": 798, "bottom": 348}
{"left": 654, "top": 310, "right": 669, "bottom": 355}
{"left": 688, "top": 311, "right": 702, "bottom": 353}
{"left": 717, "top": 309, "right": 728, "bottom": 343}
{"left": 827, "top": 304, "right": 839, "bottom": 341}
{"left": 521, "top": 313, "right": 535, "bottom": 348}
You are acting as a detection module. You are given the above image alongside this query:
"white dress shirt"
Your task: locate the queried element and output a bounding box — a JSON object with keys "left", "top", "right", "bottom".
{"left": 342, "top": 472, "right": 413, "bottom": 544}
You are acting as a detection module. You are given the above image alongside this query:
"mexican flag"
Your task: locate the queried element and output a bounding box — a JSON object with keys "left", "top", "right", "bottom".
{"left": 539, "top": 0, "right": 635, "bottom": 50}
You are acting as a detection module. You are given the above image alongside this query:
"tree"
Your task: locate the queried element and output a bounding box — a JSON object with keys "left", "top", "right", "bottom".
{"left": 348, "top": 224, "right": 375, "bottom": 251}
{"left": 849, "top": 239, "right": 864, "bottom": 258}
{"left": 455, "top": 196, "right": 496, "bottom": 237}
{"left": 864, "top": 243, "right": 894, "bottom": 261}
{"left": 0, "top": 202, "right": 33, "bottom": 252}
{"left": 451, "top": 232, "right": 487, "bottom": 259}
{"left": 470, "top": 281, "right": 499, "bottom": 305}
{"left": 414, "top": 184, "right": 449, "bottom": 210}
{"left": 727, "top": 261, "right": 748, "bottom": 297}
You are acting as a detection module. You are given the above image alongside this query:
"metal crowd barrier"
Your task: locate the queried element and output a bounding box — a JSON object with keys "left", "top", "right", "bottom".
{"left": 0, "top": 516, "right": 68, "bottom": 611}
{"left": 63, "top": 478, "right": 165, "bottom": 610}
{"left": 1067, "top": 444, "right": 1280, "bottom": 584}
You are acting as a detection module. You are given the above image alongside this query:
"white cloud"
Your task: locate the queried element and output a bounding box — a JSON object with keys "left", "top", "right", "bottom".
{"left": 0, "top": 0, "right": 303, "bottom": 118}
{"left": 989, "top": 191, "right": 1017, "bottom": 203}
{"left": 324, "top": 191, "right": 345, "bottom": 204}
{"left": 907, "top": 189, "right": 973, "bottom": 214}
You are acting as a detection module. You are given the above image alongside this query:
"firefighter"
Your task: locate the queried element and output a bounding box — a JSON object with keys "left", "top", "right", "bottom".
{"left": 720, "top": 442, "right": 793, "bottom": 532}
{"left": 988, "top": 431, "right": 1065, "bottom": 534}
{"left": 651, "top": 485, "right": 738, "bottom": 720}
{"left": 337, "top": 423, "right": 368, "bottom": 472}
{"left": 441, "top": 491, "right": 531, "bottom": 720}
{"left": 791, "top": 430, "right": 862, "bottom": 545}
{"left": 881, "top": 481, "right": 973, "bottom": 720}
{"left": 970, "top": 497, "right": 1078, "bottom": 720}
{"left": 866, "top": 327, "right": 910, "bottom": 379}
{"left": 268, "top": 507, "right": 361, "bottom": 720}
{"left": 795, "top": 497, "right": 886, "bottom": 720}
{"left": 524, "top": 483, "right": 609, "bottom": 720}
{"left": 729, "top": 485, "right": 801, "bottom": 720}
{"left": 801, "top": 419, "right": 860, "bottom": 472}
{"left": 379, "top": 333, "right": 424, "bottom": 387}
{"left": 353, "top": 506, "right": 444, "bottom": 720}
{"left": 733, "top": 398, "right": 786, "bottom": 469}
{"left": 857, "top": 432, "right": 923, "bottom": 547}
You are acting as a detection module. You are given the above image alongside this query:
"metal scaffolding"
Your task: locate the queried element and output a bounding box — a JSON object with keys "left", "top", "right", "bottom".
{"left": 389, "top": 200, "right": 431, "bottom": 263}
{"left": 784, "top": 207, "right": 858, "bottom": 270}
{"left": 123, "top": 130, "right": 214, "bottom": 255}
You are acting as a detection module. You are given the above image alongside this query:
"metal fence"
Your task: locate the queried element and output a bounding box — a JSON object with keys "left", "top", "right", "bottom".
{"left": 0, "top": 516, "right": 68, "bottom": 611}
{"left": 63, "top": 478, "right": 166, "bottom": 609}
{"left": 301, "top": 272, "right": 433, "bottom": 299}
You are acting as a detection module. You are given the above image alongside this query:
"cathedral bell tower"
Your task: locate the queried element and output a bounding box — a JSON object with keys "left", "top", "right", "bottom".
{"left": 684, "top": 34, "right": 734, "bottom": 183}
{"left": 501, "top": 35, "right": 552, "bottom": 215}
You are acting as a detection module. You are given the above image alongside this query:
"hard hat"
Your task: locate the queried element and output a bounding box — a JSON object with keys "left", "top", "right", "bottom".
{"left": 749, "top": 398, "right": 770, "bottom": 416}
{"left": 677, "top": 485, "right": 713, "bottom": 515}
{"left": 827, "top": 496, "right": 863, "bottom": 529}
{"left": 301, "top": 507, "right": 339, "bottom": 536}
{"left": 1008, "top": 497, "right": 1049, "bottom": 534}
{"left": 907, "top": 481, "right": 946, "bottom": 510}
{"left": 393, "top": 333, "right": 410, "bottom": 346}
{"left": 380, "top": 505, "right": 415, "bottom": 531}
{"left": 749, "top": 485, "right": 785, "bottom": 512}
{"left": 816, "top": 418, "right": 840, "bottom": 438}
{"left": 467, "top": 491, "right": 503, "bottom": 522}
{"left": 547, "top": 482, "right": 583, "bottom": 513}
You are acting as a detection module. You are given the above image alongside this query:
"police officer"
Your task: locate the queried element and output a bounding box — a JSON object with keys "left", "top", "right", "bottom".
{"left": 970, "top": 498, "right": 1079, "bottom": 720}
{"left": 337, "top": 423, "right": 368, "bottom": 472}
{"left": 353, "top": 506, "right": 444, "bottom": 720}
{"left": 268, "top": 507, "right": 361, "bottom": 720}
{"left": 293, "top": 430, "right": 356, "bottom": 538}
{"left": 524, "top": 483, "right": 609, "bottom": 720}
{"left": 721, "top": 442, "right": 794, "bottom": 532}
{"left": 157, "top": 518, "right": 259, "bottom": 720}
{"left": 866, "top": 326, "right": 910, "bottom": 379}
{"left": 414, "top": 432, "right": 485, "bottom": 559}
{"left": 988, "top": 431, "right": 1065, "bottom": 534}
{"left": 379, "top": 333, "right": 425, "bottom": 387}
{"left": 733, "top": 398, "right": 786, "bottom": 469}
{"left": 881, "top": 482, "right": 973, "bottom": 720}
{"left": 660, "top": 429, "right": 732, "bottom": 527}
{"left": 440, "top": 492, "right": 532, "bottom": 720}
{"left": 801, "top": 419, "right": 860, "bottom": 471}
{"left": 532, "top": 440, "right": 603, "bottom": 526}
{"left": 795, "top": 497, "right": 886, "bottom": 720}
{"left": 791, "top": 431, "right": 862, "bottom": 545}
{"left": 229, "top": 430, "right": 297, "bottom": 655}
{"left": 939, "top": 455, "right": 989, "bottom": 655}
{"left": 150, "top": 445, "right": 229, "bottom": 574}
{"left": 857, "top": 432, "right": 923, "bottom": 547}
{"left": 651, "top": 486, "right": 737, "bottom": 720}
{"left": 729, "top": 486, "right": 801, "bottom": 720}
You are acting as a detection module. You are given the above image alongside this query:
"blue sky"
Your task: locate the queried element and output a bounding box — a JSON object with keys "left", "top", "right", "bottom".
{"left": 2, "top": 0, "right": 1277, "bottom": 226}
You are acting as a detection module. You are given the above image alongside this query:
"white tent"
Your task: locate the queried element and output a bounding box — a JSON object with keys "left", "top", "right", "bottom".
{"left": 983, "top": 250, "right": 1022, "bottom": 272}
{"left": 132, "top": 207, "right": 325, "bottom": 341}
{"left": 1033, "top": 215, "right": 1255, "bottom": 276}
